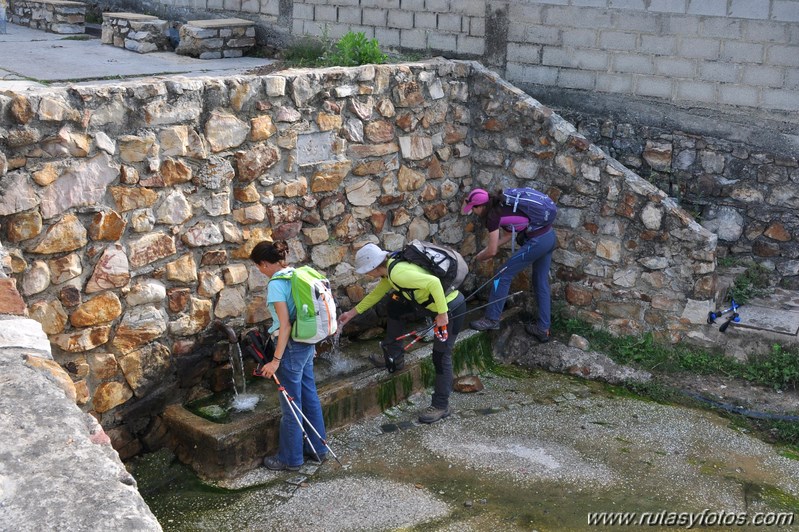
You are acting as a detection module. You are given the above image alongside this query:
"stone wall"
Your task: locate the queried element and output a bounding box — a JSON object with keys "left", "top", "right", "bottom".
{"left": 555, "top": 107, "right": 799, "bottom": 288}
{"left": 0, "top": 241, "right": 161, "bottom": 530}
{"left": 467, "top": 69, "right": 716, "bottom": 340}
{"left": 0, "top": 60, "right": 714, "bottom": 455}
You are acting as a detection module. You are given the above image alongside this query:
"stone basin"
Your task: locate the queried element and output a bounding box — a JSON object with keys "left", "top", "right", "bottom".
{"left": 162, "top": 330, "right": 488, "bottom": 480}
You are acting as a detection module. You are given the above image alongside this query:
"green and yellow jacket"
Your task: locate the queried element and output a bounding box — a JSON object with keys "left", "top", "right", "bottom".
{"left": 354, "top": 257, "right": 460, "bottom": 315}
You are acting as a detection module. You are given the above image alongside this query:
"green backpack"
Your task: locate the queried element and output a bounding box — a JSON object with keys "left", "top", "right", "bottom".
{"left": 269, "top": 266, "right": 338, "bottom": 343}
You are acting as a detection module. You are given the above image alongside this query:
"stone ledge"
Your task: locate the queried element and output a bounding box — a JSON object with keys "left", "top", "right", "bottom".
{"left": 176, "top": 19, "right": 255, "bottom": 60}
{"left": 186, "top": 18, "right": 255, "bottom": 29}
{"left": 103, "top": 12, "right": 161, "bottom": 21}
{"left": 102, "top": 12, "right": 172, "bottom": 54}
{"left": 10, "top": 0, "right": 86, "bottom": 34}
{"left": 0, "top": 317, "right": 161, "bottom": 530}
{"left": 15, "top": 0, "right": 84, "bottom": 5}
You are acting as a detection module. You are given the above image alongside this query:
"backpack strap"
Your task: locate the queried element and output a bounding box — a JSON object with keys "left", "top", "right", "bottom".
{"left": 386, "top": 255, "right": 435, "bottom": 309}
{"left": 266, "top": 268, "right": 296, "bottom": 322}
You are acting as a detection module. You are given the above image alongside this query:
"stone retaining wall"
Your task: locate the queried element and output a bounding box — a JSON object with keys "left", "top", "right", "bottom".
{"left": 101, "top": 12, "right": 173, "bottom": 53}
{"left": 0, "top": 60, "right": 714, "bottom": 455}
{"left": 556, "top": 107, "right": 799, "bottom": 289}
{"left": 0, "top": 241, "right": 161, "bottom": 530}
{"left": 175, "top": 18, "right": 256, "bottom": 59}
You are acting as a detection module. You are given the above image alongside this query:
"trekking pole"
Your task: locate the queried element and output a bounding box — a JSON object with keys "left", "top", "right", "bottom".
{"left": 448, "top": 290, "right": 523, "bottom": 322}
{"left": 397, "top": 291, "right": 524, "bottom": 351}
{"left": 270, "top": 376, "right": 322, "bottom": 464}
{"left": 272, "top": 376, "right": 343, "bottom": 467}
{"left": 707, "top": 298, "right": 740, "bottom": 324}
{"left": 718, "top": 311, "right": 740, "bottom": 333}
{"left": 462, "top": 265, "right": 509, "bottom": 304}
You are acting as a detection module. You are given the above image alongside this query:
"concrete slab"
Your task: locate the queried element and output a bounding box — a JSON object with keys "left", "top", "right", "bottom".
{"left": 0, "top": 22, "right": 273, "bottom": 89}
{"left": 734, "top": 304, "right": 799, "bottom": 336}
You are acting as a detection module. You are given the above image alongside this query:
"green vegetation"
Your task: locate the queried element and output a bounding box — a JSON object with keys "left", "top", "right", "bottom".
{"left": 554, "top": 312, "right": 799, "bottom": 392}
{"left": 728, "top": 261, "right": 772, "bottom": 305}
{"left": 326, "top": 31, "right": 386, "bottom": 66}
{"left": 452, "top": 332, "right": 494, "bottom": 375}
{"left": 283, "top": 31, "right": 387, "bottom": 68}
{"left": 282, "top": 37, "right": 330, "bottom": 67}
{"left": 717, "top": 255, "right": 741, "bottom": 268}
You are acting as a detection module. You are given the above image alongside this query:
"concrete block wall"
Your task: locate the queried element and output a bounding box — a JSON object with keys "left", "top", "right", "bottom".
{"left": 290, "top": 0, "right": 487, "bottom": 56}
{"left": 505, "top": 0, "right": 799, "bottom": 112}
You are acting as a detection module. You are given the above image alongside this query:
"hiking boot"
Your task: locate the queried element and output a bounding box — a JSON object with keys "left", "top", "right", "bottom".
{"left": 386, "top": 354, "right": 405, "bottom": 373}
{"left": 418, "top": 405, "right": 452, "bottom": 424}
{"left": 368, "top": 352, "right": 386, "bottom": 368}
{"left": 525, "top": 323, "right": 550, "bottom": 343}
{"left": 263, "top": 455, "right": 300, "bottom": 471}
{"left": 470, "top": 317, "right": 500, "bottom": 331}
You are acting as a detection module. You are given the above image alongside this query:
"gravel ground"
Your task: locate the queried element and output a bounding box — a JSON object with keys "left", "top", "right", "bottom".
{"left": 140, "top": 370, "right": 799, "bottom": 531}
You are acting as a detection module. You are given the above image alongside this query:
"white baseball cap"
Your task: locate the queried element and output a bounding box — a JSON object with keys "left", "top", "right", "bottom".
{"left": 355, "top": 243, "right": 389, "bottom": 274}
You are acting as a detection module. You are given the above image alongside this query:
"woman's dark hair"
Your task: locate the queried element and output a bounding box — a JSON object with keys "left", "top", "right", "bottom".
{"left": 475, "top": 189, "right": 505, "bottom": 220}
{"left": 250, "top": 240, "right": 288, "bottom": 264}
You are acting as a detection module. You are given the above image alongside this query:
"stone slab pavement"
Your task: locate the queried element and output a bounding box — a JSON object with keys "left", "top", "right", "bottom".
{"left": 0, "top": 23, "right": 274, "bottom": 90}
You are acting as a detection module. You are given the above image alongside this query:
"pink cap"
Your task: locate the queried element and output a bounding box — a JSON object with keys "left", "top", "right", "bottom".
{"left": 461, "top": 188, "right": 489, "bottom": 214}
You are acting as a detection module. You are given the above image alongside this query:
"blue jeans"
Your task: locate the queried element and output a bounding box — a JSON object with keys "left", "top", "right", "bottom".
{"left": 275, "top": 339, "right": 326, "bottom": 467}
{"left": 484, "top": 229, "right": 556, "bottom": 331}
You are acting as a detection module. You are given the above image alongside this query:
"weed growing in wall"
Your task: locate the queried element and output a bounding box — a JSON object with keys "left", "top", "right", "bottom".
{"left": 729, "top": 262, "right": 772, "bottom": 305}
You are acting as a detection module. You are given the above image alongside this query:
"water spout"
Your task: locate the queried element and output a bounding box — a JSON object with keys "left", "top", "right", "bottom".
{"left": 215, "top": 320, "right": 238, "bottom": 344}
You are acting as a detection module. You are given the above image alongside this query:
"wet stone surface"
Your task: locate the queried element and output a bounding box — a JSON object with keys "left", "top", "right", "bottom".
{"left": 133, "top": 369, "right": 799, "bottom": 531}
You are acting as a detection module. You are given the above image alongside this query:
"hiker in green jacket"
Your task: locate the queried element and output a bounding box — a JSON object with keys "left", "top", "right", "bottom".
{"left": 338, "top": 243, "right": 466, "bottom": 424}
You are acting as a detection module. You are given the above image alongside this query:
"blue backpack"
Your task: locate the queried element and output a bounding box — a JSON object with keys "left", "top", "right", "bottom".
{"left": 503, "top": 188, "right": 557, "bottom": 229}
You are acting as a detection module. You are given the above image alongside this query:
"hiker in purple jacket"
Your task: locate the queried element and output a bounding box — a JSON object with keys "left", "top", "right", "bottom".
{"left": 462, "top": 188, "right": 557, "bottom": 342}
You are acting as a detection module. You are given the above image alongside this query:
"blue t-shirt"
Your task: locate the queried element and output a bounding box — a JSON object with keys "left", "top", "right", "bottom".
{"left": 266, "top": 268, "right": 297, "bottom": 335}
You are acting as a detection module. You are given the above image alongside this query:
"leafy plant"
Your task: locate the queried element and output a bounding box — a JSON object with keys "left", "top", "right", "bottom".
{"left": 717, "top": 256, "right": 741, "bottom": 268}
{"left": 729, "top": 262, "right": 772, "bottom": 305}
{"left": 326, "top": 31, "right": 387, "bottom": 66}
{"left": 744, "top": 344, "right": 799, "bottom": 391}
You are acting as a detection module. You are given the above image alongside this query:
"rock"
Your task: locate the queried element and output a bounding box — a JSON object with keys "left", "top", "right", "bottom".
{"left": 453, "top": 375, "right": 484, "bottom": 393}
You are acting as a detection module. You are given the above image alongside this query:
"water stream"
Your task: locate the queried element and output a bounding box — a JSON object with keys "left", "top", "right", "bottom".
{"left": 227, "top": 342, "right": 260, "bottom": 413}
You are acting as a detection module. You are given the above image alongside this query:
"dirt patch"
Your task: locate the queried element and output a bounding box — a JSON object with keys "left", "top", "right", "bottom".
{"left": 244, "top": 62, "right": 289, "bottom": 76}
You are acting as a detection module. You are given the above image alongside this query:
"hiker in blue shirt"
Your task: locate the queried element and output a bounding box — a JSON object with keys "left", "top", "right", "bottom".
{"left": 251, "top": 240, "right": 327, "bottom": 471}
{"left": 463, "top": 188, "right": 557, "bottom": 342}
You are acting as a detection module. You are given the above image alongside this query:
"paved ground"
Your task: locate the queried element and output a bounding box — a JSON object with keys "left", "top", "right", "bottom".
{"left": 0, "top": 23, "right": 273, "bottom": 90}
{"left": 133, "top": 369, "right": 799, "bottom": 531}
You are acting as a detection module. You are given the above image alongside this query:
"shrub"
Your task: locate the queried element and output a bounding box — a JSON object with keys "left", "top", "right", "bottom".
{"left": 326, "top": 31, "right": 386, "bottom": 66}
